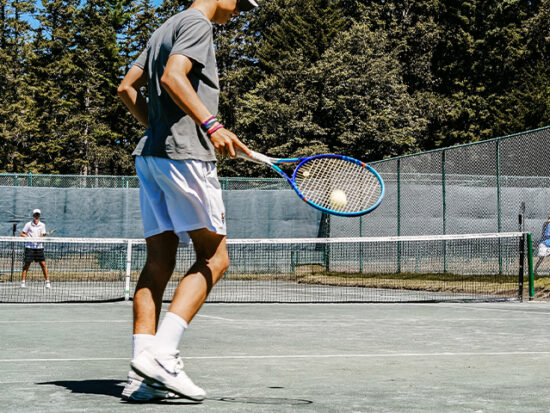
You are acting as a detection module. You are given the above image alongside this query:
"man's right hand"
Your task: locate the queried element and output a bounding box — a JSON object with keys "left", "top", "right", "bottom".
{"left": 209, "top": 127, "right": 252, "bottom": 158}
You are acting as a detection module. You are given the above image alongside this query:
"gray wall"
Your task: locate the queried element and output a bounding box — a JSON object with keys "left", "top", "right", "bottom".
{"left": 0, "top": 186, "right": 322, "bottom": 239}
{"left": 1, "top": 183, "right": 548, "bottom": 240}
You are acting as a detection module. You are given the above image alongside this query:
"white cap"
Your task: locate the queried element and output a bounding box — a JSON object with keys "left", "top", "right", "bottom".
{"left": 33, "top": 209, "right": 41, "bottom": 215}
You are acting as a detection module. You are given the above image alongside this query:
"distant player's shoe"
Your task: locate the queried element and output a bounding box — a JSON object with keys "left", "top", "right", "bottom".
{"left": 131, "top": 350, "right": 206, "bottom": 402}
{"left": 20, "top": 281, "right": 26, "bottom": 288}
{"left": 45, "top": 281, "right": 51, "bottom": 289}
{"left": 121, "top": 370, "right": 178, "bottom": 402}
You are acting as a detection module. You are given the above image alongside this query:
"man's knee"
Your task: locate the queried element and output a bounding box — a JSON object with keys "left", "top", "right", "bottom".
{"left": 216, "top": 251, "right": 230, "bottom": 274}
{"left": 206, "top": 250, "right": 229, "bottom": 278}
{"left": 145, "top": 253, "right": 176, "bottom": 273}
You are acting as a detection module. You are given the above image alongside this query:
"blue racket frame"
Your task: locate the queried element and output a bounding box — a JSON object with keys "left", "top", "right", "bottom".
{"left": 269, "top": 154, "right": 385, "bottom": 217}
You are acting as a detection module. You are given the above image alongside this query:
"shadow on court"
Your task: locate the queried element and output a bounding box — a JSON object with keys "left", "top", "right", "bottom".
{"left": 2, "top": 302, "right": 550, "bottom": 412}
{"left": 37, "top": 379, "right": 314, "bottom": 407}
{"left": 211, "top": 396, "right": 313, "bottom": 406}
{"left": 37, "top": 379, "right": 123, "bottom": 398}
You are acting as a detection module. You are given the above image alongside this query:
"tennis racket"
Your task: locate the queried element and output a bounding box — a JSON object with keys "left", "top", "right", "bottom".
{"left": 44, "top": 229, "right": 56, "bottom": 236}
{"left": 236, "top": 150, "right": 384, "bottom": 216}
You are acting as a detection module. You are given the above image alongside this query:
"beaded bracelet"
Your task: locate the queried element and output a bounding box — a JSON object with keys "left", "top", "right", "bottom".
{"left": 201, "top": 116, "right": 218, "bottom": 133}
{"left": 207, "top": 123, "right": 224, "bottom": 136}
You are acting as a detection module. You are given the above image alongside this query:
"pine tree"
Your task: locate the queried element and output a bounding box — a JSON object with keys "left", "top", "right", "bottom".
{"left": 114, "top": 0, "right": 160, "bottom": 174}
{"left": 156, "top": 0, "right": 191, "bottom": 23}
{"left": 497, "top": 0, "right": 549, "bottom": 133}
{"left": 0, "top": 0, "right": 35, "bottom": 172}
{"left": 220, "top": 0, "right": 348, "bottom": 176}
{"left": 123, "top": 0, "right": 158, "bottom": 67}
{"left": 429, "top": 0, "right": 542, "bottom": 145}
{"left": 28, "top": 0, "right": 83, "bottom": 173}
{"left": 314, "top": 21, "right": 425, "bottom": 160}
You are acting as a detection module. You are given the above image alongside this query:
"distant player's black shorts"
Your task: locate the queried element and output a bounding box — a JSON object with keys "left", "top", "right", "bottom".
{"left": 24, "top": 248, "right": 45, "bottom": 263}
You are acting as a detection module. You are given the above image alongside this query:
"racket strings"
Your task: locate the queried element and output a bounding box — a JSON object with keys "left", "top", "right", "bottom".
{"left": 295, "top": 158, "right": 382, "bottom": 213}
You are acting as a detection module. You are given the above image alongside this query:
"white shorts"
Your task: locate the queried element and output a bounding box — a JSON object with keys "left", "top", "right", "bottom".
{"left": 135, "top": 156, "right": 226, "bottom": 244}
{"left": 538, "top": 243, "right": 550, "bottom": 257}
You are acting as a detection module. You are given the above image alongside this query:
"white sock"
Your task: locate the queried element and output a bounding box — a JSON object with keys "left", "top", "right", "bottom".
{"left": 132, "top": 334, "right": 155, "bottom": 359}
{"left": 154, "top": 312, "right": 188, "bottom": 354}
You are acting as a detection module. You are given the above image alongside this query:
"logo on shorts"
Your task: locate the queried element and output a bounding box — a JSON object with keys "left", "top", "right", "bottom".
{"left": 221, "top": 212, "right": 225, "bottom": 224}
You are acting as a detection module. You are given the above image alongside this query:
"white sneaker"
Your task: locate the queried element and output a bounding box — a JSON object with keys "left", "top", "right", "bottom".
{"left": 45, "top": 281, "right": 51, "bottom": 289}
{"left": 121, "top": 370, "right": 178, "bottom": 402}
{"left": 20, "top": 281, "right": 26, "bottom": 288}
{"left": 131, "top": 350, "right": 206, "bottom": 401}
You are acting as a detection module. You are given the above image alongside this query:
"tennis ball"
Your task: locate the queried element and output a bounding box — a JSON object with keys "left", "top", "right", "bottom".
{"left": 329, "top": 189, "right": 347, "bottom": 209}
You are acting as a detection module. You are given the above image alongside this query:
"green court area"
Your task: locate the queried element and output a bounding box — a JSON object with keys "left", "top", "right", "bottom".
{"left": 1, "top": 302, "right": 550, "bottom": 412}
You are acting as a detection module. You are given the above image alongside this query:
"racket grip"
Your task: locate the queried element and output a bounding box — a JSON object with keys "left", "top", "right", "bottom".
{"left": 235, "top": 149, "right": 273, "bottom": 165}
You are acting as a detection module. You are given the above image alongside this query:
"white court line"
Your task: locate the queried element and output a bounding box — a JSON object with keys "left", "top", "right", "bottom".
{"left": 195, "top": 317, "right": 549, "bottom": 323}
{"left": 0, "top": 320, "right": 130, "bottom": 323}
{"left": 441, "top": 304, "right": 550, "bottom": 316}
{"left": 196, "top": 314, "right": 236, "bottom": 322}
{"left": 2, "top": 351, "right": 550, "bottom": 363}
{"left": 1, "top": 317, "right": 547, "bottom": 324}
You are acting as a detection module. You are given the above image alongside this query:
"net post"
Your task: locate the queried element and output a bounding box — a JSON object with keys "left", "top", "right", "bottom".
{"left": 359, "top": 218, "right": 363, "bottom": 273}
{"left": 10, "top": 228, "right": 17, "bottom": 282}
{"left": 124, "top": 240, "right": 133, "bottom": 301}
{"left": 519, "top": 233, "right": 525, "bottom": 301}
{"left": 527, "top": 233, "right": 534, "bottom": 300}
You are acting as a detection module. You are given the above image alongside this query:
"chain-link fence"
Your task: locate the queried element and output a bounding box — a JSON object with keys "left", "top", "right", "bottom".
{"left": 1, "top": 126, "right": 549, "bottom": 240}
{"left": 0, "top": 174, "right": 286, "bottom": 190}
{"left": 0, "top": 174, "right": 140, "bottom": 189}
{"left": 332, "top": 125, "right": 550, "bottom": 239}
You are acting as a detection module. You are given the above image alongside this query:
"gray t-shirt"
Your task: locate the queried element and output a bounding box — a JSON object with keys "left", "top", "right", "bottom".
{"left": 132, "top": 9, "right": 218, "bottom": 161}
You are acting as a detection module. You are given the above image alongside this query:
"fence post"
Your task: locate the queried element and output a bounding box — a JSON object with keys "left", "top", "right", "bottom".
{"left": 442, "top": 150, "right": 447, "bottom": 273}
{"left": 125, "top": 240, "right": 133, "bottom": 301}
{"left": 496, "top": 139, "right": 503, "bottom": 274}
{"left": 397, "top": 159, "right": 401, "bottom": 273}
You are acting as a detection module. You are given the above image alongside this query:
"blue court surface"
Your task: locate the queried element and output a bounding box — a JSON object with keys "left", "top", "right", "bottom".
{"left": 1, "top": 301, "right": 550, "bottom": 412}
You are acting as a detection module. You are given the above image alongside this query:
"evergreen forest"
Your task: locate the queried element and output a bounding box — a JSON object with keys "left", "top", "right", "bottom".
{"left": 1, "top": 0, "right": 549, "bottom": 176}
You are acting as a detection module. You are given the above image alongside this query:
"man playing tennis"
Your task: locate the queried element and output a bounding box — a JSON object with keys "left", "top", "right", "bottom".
{"left": 117, "top": 0, "right": 256, "bottom": 402}
{"left": 20, "top": 209, "right": 51, "bottom": 289}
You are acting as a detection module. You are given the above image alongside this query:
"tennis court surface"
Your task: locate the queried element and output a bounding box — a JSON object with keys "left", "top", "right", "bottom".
{"left": 2, "top": 301, "right": 549, "bottom": 412}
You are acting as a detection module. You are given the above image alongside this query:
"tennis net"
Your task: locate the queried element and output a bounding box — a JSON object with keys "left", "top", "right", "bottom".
{"left": 0, "top": 232, "right": 529, "bottom": 303}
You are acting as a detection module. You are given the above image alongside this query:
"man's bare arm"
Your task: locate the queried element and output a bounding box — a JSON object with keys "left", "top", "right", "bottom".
{"left": 118, "top": 65, "right": 149, "bottom": 127}
{"left": 160, "top": 54, "right": 250, "bottom": 158}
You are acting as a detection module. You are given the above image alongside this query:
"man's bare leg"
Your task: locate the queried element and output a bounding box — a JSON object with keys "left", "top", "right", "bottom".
{"left": 168, "top": 228, "right": 229, "bottom": 323}
{"left": 22, "top": 263, "right": 30, "bottom": 282}
{"left": 130, "top": 229, "right": 227, "bottom": 401}
{"left": 21, "top": 263, "right": 30, "bottom": 287}
{"left": 39, "top": 261, "right": 50, "bottom": 281}
{"left": 133, "top": 231, "right": 179, "bottom": 335}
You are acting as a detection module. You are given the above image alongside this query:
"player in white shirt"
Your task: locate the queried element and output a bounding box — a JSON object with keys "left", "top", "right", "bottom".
{"left": 535, "top": 215, "right": 550, "bottom": 275}
{"left": 20, "top": 209, "right": 50, "bottom": 289}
